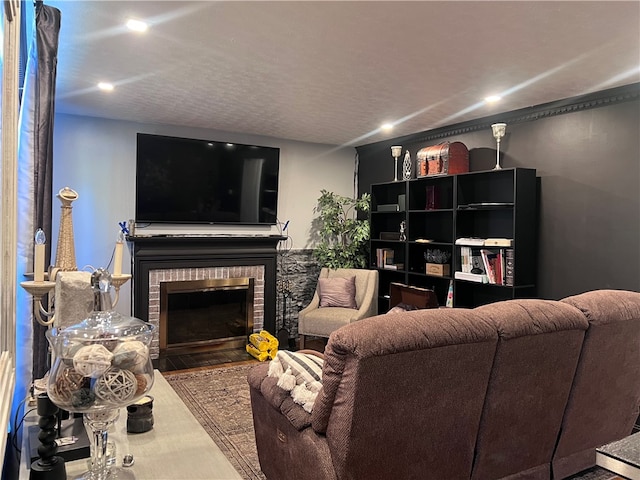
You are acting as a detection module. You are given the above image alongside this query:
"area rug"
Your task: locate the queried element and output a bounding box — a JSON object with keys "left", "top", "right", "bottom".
{"left": 164, "top": 364, "right": 620, "bottom": 480}
{"left": 164, "top": 364, "right": 266, "bottom": 480}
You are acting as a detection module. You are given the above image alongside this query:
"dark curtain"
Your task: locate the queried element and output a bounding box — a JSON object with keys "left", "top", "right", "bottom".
{"left": 32, "top": 1, "right": 60, "bottom": 379}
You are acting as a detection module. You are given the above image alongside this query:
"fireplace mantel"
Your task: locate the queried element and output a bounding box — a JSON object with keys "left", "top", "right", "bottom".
{"left": 129, "top": 235, "right": 284, "bottom": 337}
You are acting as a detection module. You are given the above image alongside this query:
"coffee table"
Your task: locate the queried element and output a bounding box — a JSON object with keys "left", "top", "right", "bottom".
{"left": 20, "top": 371, "right": 242, "bottom": 479}
{"left": 596, "top": 431, "right": 640, "bottom": 480}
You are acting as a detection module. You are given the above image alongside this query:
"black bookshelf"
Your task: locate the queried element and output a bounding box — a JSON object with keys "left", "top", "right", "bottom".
{"left": 370, "top": 168, "right": 538, "bottom": 310}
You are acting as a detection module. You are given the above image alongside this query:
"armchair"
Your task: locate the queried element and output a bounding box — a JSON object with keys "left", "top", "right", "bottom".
{"left": 297, "top": 268, "right": 378, "bottom": 349}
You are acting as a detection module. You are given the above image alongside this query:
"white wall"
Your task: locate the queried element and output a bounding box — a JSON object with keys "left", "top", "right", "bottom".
{"left": 52, "top": 113, "right": 356, "bottom": 315}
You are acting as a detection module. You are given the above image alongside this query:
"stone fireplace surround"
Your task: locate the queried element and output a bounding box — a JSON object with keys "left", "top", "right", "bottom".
{"left": 129, "top": 235, "right": 282, "bottom": 358}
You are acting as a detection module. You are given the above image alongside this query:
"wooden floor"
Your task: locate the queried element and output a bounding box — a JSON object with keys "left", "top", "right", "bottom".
{"left": 153, "top": 337, "right": 327, "bottom": 373}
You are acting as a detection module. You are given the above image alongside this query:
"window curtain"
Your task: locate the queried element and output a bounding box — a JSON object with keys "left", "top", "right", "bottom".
{"left": 14, "top": 0, "right": 60, "bottom": 424}
{"left": 30, "top": 2, "right": 60, "bottom": 380}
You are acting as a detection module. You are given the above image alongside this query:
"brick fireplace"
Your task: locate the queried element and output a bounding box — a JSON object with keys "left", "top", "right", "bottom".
{"left": 129, "top": 235, "right": 282, "bottom": 358}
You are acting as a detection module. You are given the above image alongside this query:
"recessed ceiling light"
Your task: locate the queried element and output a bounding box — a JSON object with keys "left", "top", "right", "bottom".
{"left": 484, "top": 95, "right": 502, "bottom": 103}
{"left": 97, "top": 82, "right": 114, "bottom": 91}
{"left": 380, "top": 123, "right": 394, "bottom": 131}
{"left": 126, "top": 19, "right": 148, "bottom": 32}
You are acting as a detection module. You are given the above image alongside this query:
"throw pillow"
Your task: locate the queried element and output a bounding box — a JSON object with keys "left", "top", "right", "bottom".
{"left": 268, "top": 350, "right": 324, "bottom": 412}
{"left": 318, "top": 276, "right": 357, "bottom": 309}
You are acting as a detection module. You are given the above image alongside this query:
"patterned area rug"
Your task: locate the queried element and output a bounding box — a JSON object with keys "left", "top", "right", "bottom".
{"left": 165, "top": 364, "right": 266, "bottom": 480}
{"left": 164, "top": 363, "right": 621, "bottom": 480}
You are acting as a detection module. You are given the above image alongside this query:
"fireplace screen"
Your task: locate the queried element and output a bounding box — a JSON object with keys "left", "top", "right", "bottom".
{"left": 159, "top": 277, "right": 254, "bottom": 353}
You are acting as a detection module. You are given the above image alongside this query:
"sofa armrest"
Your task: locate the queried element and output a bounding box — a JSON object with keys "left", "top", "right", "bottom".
{"left": 247, "top": 362, "right": 312, "bottom": 431}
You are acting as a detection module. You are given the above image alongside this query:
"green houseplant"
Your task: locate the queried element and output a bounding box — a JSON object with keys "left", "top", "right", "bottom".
{"left": 312, "top": 189, "right": 371, "bottom": 269}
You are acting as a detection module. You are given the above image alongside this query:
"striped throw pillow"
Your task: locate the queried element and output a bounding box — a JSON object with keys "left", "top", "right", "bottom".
{"left": 268, "top": 350, "right": 324, "bottom": 412}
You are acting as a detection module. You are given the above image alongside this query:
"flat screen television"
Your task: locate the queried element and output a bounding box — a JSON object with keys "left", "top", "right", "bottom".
{"left": 135, "top": 133, "right": 280, "bottom": 225}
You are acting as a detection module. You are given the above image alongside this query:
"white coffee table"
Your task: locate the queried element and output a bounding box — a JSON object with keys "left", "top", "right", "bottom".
{"left": 596, "top": 431, "right": 640, "bottom": 480}
{"left": 20, "top": 371, "right": 242, "bottom": 479}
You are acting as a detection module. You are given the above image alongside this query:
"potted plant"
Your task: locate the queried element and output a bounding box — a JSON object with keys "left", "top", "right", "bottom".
{"left": 312, "top": 190, "right": 371, "bottom": 269}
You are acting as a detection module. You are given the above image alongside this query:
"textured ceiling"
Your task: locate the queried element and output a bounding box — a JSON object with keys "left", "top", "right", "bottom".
{"left": 46, "top": 1, "right": 640, "bottom": 147}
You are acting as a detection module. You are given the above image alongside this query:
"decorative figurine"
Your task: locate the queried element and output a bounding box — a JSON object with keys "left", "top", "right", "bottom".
{"left": 399, "top": 221, "right": 407, "bottom": 242}
{"left": 402, "top": 150, "right": 412, "bottom": 180}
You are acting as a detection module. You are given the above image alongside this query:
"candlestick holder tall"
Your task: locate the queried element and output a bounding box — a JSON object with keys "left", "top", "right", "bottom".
{"left": 491, "top": 123, "right": 507, "bottom": 170}
{"left": 54, "top": 187, "right": 79, "bottom": 271}
{"left": 391, "top": 145, "right": 402, "bottom": 181}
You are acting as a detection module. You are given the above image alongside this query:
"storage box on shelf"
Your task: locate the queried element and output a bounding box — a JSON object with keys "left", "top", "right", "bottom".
{"left": 369, "top": 168, "right": 537, "bottom": 310}
{"left": 426, "top": 263, "right": 450, "bottom": 277}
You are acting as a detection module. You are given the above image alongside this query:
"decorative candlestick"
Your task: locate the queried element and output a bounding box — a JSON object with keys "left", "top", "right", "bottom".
{"left": 54, "top": 187, "right": 79, "bottom": 271}
{"left": 34, "top": 229, "right": 46, "bottom": 282}
{"left": 113, "top": 230, "right": 125, "bottom": 276}
{"left": 29, "top": 393, "right": 66, "bottom": 480}
{"left": 391, "top": 146, "right": 402, "bottom": 182}
{"left": 491, "top": 123, "right": 507, "bottom": 170}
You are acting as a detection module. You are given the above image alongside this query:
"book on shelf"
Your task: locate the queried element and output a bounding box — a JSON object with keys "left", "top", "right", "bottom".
{"left": 484, "top": 238, "right": 513, "bottom": 247}
{"left": 470, "top": 249, "right": 486, "bottom": 275}
{"left": 383, "top": 264, "right": 404, "bottom": 270}
{"left": 460, "top": 246, "right": 469, "bottom": 273}
{"left": 376, "top": 248, "right": 394, "bottom": 268}
{"left": 454, "top": 271, "right": 488, "bottom": 283}
{"left": 480, "top": 249, "right": 503, "bottom": 285}
{"left": 504, "top": 248, "right": 514, "bottom": 286}
{"left": 459, "top": 246, "right": 474, "bottom": 273}
{"left": 457, "top": 237, "right": 514, "bottom": 247}
{"left": 455, "top": 237, "right": 486, "bottom": 246}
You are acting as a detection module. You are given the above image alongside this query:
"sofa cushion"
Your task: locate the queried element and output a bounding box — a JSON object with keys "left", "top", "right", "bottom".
{"left": 318, "top": 276, "right": 357, "bottom": 309}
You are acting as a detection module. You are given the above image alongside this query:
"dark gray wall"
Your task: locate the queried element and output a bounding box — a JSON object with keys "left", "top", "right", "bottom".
{"left": 357, "top": 84, "right": 640, "bottom": 300}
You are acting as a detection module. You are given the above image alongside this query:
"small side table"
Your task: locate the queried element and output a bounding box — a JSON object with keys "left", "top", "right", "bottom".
{"left": 596, "top": 431, "right": 640, "bottom": 480}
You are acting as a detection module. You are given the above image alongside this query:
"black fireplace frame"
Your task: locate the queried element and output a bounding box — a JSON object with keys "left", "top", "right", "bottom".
{"left": 128, "top": 235, "right": 283, "bottom": 335}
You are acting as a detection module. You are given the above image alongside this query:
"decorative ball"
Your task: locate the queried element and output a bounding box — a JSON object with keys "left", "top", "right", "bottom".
{"left": 71, "top": 388, "right": 96, "bottom": 409}
{"left": 134, "top": 374, "right": 147, "bottom": 397}
{"left": 60, "top": 342, "right": 85, "bottom": 366}
{"left": 51, "top": 367, "right": 89, "bottom": 405}
{"left": 96, "top": 333, "right": 119, "bottom": 352}
{"left": 73, "top": 344, "right": 114, "bottom": 378}
{"left": 94, "top": 368, "right": 138, "bottom": 405}
{"left": 112, "top": 341, "right": 149, "bottom": 372}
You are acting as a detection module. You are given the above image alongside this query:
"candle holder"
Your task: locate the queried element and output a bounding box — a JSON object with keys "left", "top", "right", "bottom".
{"left": 391, "top": 146, "right": 402, "bottom": 181}
{"left": 29, "top": 393, "right": 66, "bottom": 480}
{"left": 491, "top": 123, "right": 507, "bottom": 170}
{"left": 54, "top": 187, "right": 79, "bottom": 271}
{"left": 110, "top": 274, "right": 132, "bottom": 308}
{"left": 20, "top": 279, "right": 56, "bottom": 327}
